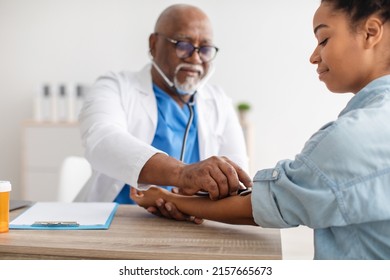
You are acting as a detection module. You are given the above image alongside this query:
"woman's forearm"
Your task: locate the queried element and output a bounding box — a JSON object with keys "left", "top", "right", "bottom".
{"left": 165, "top": 193, "right": 256, "bottom": 225}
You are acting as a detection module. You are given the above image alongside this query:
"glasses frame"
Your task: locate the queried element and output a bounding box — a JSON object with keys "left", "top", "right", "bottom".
{"left": 155, "top": 33, "right": 219, "bottom": 62}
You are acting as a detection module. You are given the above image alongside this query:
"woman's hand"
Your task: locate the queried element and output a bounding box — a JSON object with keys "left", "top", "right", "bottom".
{"left": 130, "top": 187, "right": 203, "bottom": 224}
{"left": 130, "top": 186, "right": 166, "bottom": 208}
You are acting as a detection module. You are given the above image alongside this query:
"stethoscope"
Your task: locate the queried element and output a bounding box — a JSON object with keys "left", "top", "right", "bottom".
{"left": 174, "top": 73, "right": 252, "bottom": 197}
{"left": 179, "top": 94, "right": 195, "bottom": 162}
{"left": 151, "top": 57, "right": 252, "bottom": 197}
{"left": 150, "top": 56, "right": 199, "bottom": 162}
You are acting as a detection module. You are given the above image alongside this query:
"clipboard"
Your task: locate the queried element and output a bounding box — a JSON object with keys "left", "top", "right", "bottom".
{"left": 9, "top": 202, "right": 118, "bottom": 230}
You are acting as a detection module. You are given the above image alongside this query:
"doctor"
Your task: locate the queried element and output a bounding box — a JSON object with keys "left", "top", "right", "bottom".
{"left": 75, "top": 4, "right": 252, "bottom": 220}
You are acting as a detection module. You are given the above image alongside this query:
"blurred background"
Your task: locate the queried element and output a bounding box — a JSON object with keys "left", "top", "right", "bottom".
{"left": 0, "top": 0, "right": 351, "bottom": 201}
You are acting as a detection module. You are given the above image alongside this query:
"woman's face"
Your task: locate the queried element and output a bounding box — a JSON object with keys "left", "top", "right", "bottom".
{"left": 310, "top": 2, "right": 372, "bottom": 94}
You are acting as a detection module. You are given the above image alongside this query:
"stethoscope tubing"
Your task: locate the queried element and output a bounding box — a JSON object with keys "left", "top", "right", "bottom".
{"left": 179, "top": 95, "right": 195, "bottom": 162}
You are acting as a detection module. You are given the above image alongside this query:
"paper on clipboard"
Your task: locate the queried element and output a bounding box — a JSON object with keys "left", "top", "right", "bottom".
{"left": 10, "top": 202, "right": 118, "bottom": 230}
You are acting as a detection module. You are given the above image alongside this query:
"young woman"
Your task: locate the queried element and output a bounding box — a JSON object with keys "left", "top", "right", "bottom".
{"left": 132, "top": 0, "right": 390, "bottom": 259}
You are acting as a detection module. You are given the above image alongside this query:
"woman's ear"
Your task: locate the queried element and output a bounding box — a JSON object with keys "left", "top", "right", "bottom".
{"left": 363, "top": 16, "right": 384, "bottom": 48}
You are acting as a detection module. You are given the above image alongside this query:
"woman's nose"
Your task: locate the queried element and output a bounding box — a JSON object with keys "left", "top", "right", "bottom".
{"left": 310, "top": 47, "right": 320, "bottom": 65}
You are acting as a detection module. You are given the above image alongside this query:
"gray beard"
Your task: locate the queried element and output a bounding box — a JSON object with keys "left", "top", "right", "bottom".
{"left": 173, "top": 76, "right": 201, "bottom": 95}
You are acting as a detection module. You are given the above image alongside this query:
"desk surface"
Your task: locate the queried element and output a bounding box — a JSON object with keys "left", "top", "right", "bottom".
{"left": 1, "top": 205, "right": 281, "bottom": 260}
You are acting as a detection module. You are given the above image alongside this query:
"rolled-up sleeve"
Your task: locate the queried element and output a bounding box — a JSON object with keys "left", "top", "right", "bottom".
{"left": 251, "top": 157, "right": 346, "bottom": 229}
{"left": 251, "top": 168, "right": 292, "bottom": 228}
{"left": 251, "top": 107, "right": 390, "bottom": 230}
{"left": 251, "top": 124, "right": 347, "bottom": 229}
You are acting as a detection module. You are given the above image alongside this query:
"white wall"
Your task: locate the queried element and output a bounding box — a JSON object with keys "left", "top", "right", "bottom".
{"left": 0, "top": 0, "right": 352, "bottom": 199}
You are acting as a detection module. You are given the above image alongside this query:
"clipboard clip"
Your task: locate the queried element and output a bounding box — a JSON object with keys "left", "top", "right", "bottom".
{"left": 32, "top": 221, "right": 80, "bottom": 227}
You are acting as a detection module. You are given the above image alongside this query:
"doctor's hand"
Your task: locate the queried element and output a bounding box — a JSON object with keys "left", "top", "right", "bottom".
{"left": 177, "top": 156, "right": 252, "bottom": 200}
{"left": 130, "top": 187, "right": 203, "bottom": 224}
{"left": 139, "top": 154, "right": 252, "bottom": 201}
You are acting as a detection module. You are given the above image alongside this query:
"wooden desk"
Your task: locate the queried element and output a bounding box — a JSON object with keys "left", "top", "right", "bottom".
{"left": 0, "top": 205, "right": 281, "bottom": 260}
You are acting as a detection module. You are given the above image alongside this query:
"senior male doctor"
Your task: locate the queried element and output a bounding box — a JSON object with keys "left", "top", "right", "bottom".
{"left": 75, "top": 4, "right": 252, "bottom": 221}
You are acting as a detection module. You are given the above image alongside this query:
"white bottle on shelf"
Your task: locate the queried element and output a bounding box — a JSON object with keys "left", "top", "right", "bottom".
{"left": 57, "top": 84, "right": 67, "bottom": 122}
{"left": 37, "top": 84, "right": 51, "bottom": 122}
{"left": 67, "top": 83, "right": 76, "bottom": 123}
{"left": 74, "top": 84, "right": 85, "bottom": 121}
{"left": 50, "top": 84, "right": 58, "bottom": 122}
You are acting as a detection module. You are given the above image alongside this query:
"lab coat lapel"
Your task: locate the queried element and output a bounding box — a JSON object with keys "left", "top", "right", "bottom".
{"left": 135, "top": 64, "right": 158, "bottom": 129}
{"left": 196, "top": 88, "right": 217, "bottom": 160}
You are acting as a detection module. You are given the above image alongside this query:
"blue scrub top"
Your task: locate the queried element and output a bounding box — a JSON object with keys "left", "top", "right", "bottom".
{"left": 114, "top": 84, "right": 200, "bottom": 204}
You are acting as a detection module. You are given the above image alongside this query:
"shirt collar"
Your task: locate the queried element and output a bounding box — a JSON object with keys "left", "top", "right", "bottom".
{"left": 339, "top": 75, "right": 390, "bottom": 117}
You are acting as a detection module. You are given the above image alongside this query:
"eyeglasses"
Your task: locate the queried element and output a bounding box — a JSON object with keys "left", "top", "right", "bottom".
{"left": 155, "top": 33, "right": 219, "bottom": 62}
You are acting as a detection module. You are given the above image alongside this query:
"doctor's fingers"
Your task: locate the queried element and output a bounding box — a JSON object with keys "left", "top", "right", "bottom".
{"left": 178, "top": 157, "right": 231, "bottom": 198}
{"left": 148, "top": 200, "right": 203, "bottom": 224}
{"left": 162, "top": 201, "right": 203, "bottom": 224}
{"left": 154, "top": 198, "right": 171, "bottom": 218}
{"left": 208, "top": 157, "right": 254, "bottom": 199}
{"left": 205, "top": 167, "right": 232, "bottom": 199}
{"left": 222, "top": 157, "right": 253, "bottom": 189}
{"left": 203, "top": 159, "right": 243, "bottom": 200}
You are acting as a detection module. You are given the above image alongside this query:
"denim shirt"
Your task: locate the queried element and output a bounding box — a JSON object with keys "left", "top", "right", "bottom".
{"left": 251, "top": 75, "right": 390, "bottom": 259}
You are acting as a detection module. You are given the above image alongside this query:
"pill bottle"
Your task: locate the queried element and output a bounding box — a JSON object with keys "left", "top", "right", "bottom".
{"left": 0, "top": 181, "right": 11, "bottom": 233}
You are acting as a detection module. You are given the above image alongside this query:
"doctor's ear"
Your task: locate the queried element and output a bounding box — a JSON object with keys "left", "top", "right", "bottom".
{"left": 149, "top": 33, "right": 157, "bottom": 58}
{"left": 148, "top": 49, "right": 154, "bottom": 60}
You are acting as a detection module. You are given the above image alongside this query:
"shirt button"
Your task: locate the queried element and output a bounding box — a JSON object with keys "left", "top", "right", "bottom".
{"left": 272, "top": 170, "right": 279, "bottom": 179}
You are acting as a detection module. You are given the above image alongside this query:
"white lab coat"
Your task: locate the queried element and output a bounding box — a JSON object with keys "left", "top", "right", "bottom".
{"left": 75, "top": 64, "right": 248, "bottom": 202}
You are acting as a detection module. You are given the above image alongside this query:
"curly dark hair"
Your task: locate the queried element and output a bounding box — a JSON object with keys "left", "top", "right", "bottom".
{"left": 322, "top": 0, "right": 390, "bottom": 24}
